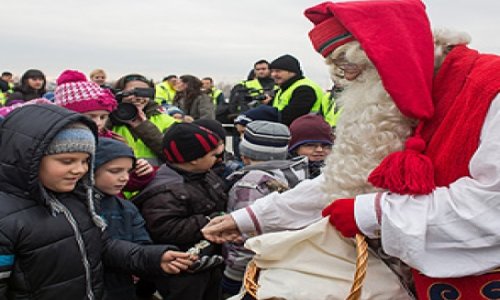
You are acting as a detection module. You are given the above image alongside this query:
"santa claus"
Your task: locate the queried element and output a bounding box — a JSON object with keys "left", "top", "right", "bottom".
{"left": 203, "top": 0, "right": 500, "bottom": 299}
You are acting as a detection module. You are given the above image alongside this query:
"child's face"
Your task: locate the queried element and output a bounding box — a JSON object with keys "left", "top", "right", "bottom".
{"left": 39, "top": 152, "right": 89, "bottom": 193}
{"left": 94, "top": 157, "right": 133, "bottom": 195}
{"left": 91, "top": 73, "right": 106, "bottom": 86}
{"left": 27, "top": 77, "right": 44, "bottom": 90}
{"left": 296, "top": 143, "right": 332, "bottom": 162}
{"left": 82, "top": 110, "right": 109, "bottom": 133}
{"left": 190, "top": 148, "right": 219, "bottom": 172}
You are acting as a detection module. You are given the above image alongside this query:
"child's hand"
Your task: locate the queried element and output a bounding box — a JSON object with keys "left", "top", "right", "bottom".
{"left": 160, "top": 250, "right": 196, "bottom": 274}
{"left": 134, "top": 159, "right": 154, "bottom": 177}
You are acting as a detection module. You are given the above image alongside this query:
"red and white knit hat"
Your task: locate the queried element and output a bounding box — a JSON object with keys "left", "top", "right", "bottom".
{"left": 305, "top": 0, "right": 436, "bottom": 194}
{"left": 55, "top": 70, "right": 117, "bottom": 113}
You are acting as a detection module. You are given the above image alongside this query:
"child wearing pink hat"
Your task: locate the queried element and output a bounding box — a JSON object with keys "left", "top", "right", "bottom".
{"left": 54, "top": 69, "right": 119, "bottom": 139}
{"left": 55, "top": 70, "right": 156, "bottom": 198}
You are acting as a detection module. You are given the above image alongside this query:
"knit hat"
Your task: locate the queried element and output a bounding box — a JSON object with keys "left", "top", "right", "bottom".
{"left": 269, "top": 54, "right": 303, "bottom": 75}
{"left": 305, "top": 0, "right": 434, "bottom": 120}
{"left": 288, "top": 114, "right": 333, "bottom": 152}
{"left": 234, "top": 105, "right": 279, "bottom": 127}
{"left": 305, "top": 0, "right": 436, "bottom": 194}
{"left": 193, "top": 119, "right": 226, "bottom": 140}
{"left": 55, "top": 70, "right": 117, "bottom": 113}
{"left": 162, "top": 123, "right": 221, "bottom": 163}
{"left": 0, "top": 98, "right": 53, "bottom": 118}
{"left": 45, "top": 123, "right": 96, "bottom": 156}
{"left": 307, "top": 16, "right": 355, "bottom": 58}
{"left": 239, "top": 121, "right": 290, "bottom": 161}
{"left": 95, "top": 137, "right": 136, "bottom": 170}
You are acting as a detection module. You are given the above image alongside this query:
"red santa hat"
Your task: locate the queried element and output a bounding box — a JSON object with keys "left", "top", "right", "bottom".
{"left": 305, "top": 0, "right": 436, "bottom": 194}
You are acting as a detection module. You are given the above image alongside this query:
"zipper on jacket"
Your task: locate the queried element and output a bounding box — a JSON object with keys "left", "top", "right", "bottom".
{"left": 50, "top": 198, "right": 95, "bottom": 300}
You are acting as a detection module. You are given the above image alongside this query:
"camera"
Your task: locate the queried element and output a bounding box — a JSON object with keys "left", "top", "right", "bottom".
{"left": 114, "top": 87, "right": 155, "bottom": 102}
{"left": 110, "top": 102, "right": 138, "bottom": 124}
{"left": 242, "top": 88, "right": 275, "bottom": 107}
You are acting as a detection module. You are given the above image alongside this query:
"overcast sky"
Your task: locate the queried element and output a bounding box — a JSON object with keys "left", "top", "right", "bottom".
{"left": 2, "top": 0, "right": 499, "bottom": 88}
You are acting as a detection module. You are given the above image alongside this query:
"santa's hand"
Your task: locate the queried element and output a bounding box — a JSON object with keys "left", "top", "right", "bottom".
{"left": 322, "top": 198, "right": 360, "bottom": 238}
{"left": 201, "top": 214, "right": 243, "bottom": 244}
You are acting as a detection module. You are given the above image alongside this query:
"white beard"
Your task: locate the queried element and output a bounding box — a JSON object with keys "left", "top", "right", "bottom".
{"left": 322, "top": 43, "right": 415, "bottom": 199}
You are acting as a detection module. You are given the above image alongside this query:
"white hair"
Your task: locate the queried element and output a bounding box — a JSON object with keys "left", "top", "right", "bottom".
{"left": 321, "top": 41, "right": 415, "bottom": 199}
{"left": 433, "top": 28, "right": 471, "bottom": 71}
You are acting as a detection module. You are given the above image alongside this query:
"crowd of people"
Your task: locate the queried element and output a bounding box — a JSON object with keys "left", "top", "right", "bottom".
{"left": 0, "top": 40, "right": 334, "bottom": 300}
{"left": 1, "top": 0, "right": 500, "bottom": 300}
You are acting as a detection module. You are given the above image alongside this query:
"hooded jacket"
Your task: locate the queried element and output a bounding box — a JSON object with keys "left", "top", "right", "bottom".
{"left": 0, "top": 104, "right": 170, "bottom": 300}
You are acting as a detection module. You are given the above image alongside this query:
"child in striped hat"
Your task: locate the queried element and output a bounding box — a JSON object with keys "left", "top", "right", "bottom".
{"left": 222, "top": 120, "right": 309, "bottom": 296}
{"left": 132, "top": 122, "right": 228, "bottom": 300}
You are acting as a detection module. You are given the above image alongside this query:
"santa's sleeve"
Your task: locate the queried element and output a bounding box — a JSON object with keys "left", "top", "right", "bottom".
{"left": 355, "top": 94, "right": 500, "bottom": 278}
{"left": 231, "top": 174, "right": 329, "bottom": 235}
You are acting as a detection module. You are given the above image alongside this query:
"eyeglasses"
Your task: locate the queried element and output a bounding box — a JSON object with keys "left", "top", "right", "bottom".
{"left": 330, "top": 53, "right": 365, "bottom": 80}
{"left": 301, "top": 143, "right": 333, "bottom": 150}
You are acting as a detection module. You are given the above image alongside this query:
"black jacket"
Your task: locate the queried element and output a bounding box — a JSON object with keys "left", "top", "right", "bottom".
{"left": 134, "top": 164, "right": 227, "bottom": 252}
{"left": 0, "top": 104, "right": 170, "bottom": 300}
{"left": 274, "top": 75, "right": 318, "bottom": 126}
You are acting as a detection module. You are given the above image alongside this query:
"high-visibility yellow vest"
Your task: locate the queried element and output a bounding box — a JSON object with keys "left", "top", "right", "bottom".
{"left": 210, "top": 87, "right": 223, "bottom": 105}
{"left": 155, "top": 82, "right": 176, "bottom": 105}
{"left": 321, "top": 91, "right": 343, "bottom": 127}
{"left": 240, "top": 79, "right": 279, "bottom": 96}
{"left": 0, "top": 93, "right": 6, "bottom": 106}
{"left": 273, "top": 78, "right": 323, "bottom": 112}
{"left": 112, "top": 113, "right": 176, "bottom": 165}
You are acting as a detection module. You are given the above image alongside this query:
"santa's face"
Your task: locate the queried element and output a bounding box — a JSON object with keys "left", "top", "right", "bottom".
{"left": 320, "top": 41, "right": 414, "bottom": 198}
{"left": 326, "top": 42, "right": 372, "bottom": 92}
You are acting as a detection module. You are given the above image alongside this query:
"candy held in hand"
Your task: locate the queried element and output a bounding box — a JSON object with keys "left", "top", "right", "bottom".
{"left": 187, "top": 240, "right": 210, "bottom": 256}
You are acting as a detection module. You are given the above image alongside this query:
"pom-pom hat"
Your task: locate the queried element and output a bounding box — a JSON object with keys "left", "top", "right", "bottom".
{"left": 55, "top": 70, "right": 117, "bottom": 113}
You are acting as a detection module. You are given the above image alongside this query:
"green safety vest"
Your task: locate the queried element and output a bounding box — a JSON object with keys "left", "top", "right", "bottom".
{"left": 155, "top": 82, "right": 176, "bottom": 105}
{"left": 240, "top": 79, "right": 279, "bottom": 96}
{"left": 210, "top": 87, "right": 223, "bottom": 105}
{"left": 321, "top": 91, "right": 343, "bottom": 127}
{"left": 0, "top": 93, "right": 6, "bottom": 106}
{"left": 273, "top": 78, "right": 323, "bottom": 112}
{"left": 8, "top": 82, "right": 14, "bottom": 94}
{"left": 112, "top": 113, "right": 176, "bottom": 165}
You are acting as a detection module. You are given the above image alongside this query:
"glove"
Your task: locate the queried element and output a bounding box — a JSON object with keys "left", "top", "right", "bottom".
{"left": 188, "top": 255, "right": 224, "bottom": 273}
{"left": 322, "top": 198, "right": 360, "bottom": 238}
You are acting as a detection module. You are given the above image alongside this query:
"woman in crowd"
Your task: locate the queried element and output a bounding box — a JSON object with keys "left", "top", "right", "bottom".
{"left": 111, "top": 74, "right": 177, "bottom": 166}
{"left": 173, "top": 75, "right": 215, "bottom": 121}
{"left": 6, "top": 69, "right": 46, "bottom": 105}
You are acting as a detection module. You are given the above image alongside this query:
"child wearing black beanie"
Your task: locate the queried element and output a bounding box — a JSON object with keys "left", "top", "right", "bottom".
{"left": 133, "top": 122, "right": 228, "bottom": 300}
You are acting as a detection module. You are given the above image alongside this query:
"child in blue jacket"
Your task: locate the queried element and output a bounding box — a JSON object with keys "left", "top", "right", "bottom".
{"left": 94, "top": 138, "right": 156, "bottom": 299}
